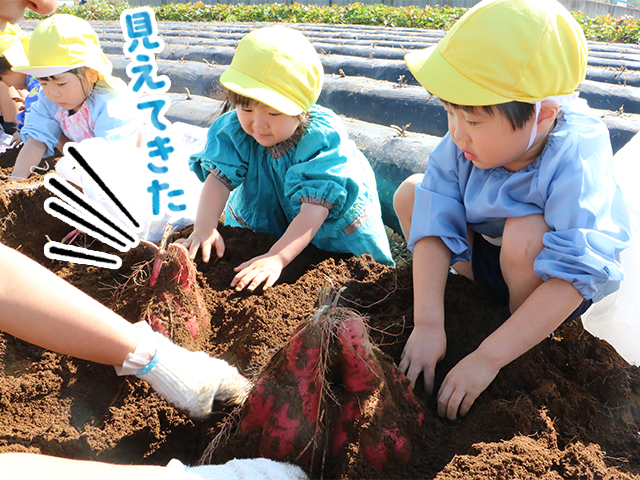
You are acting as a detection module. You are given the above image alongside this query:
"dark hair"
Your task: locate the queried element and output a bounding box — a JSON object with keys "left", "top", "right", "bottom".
{"left": 440, "top": 99, "right": 536, "bottom": 131}
{"left": 0, "top": 55, "right": 13, "bottom": 76}
{"left": 219, "top": 88, "right": 310, "bottom": 126}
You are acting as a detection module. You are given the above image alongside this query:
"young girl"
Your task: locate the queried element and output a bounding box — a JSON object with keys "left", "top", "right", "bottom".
{"left": 178, "top": 26, "right": 394, "bottom": 292}
{"left": 9, "top": 14, "right": 141, "bottom": 181}
{"left": 0, "top": 23, "right": 42, "bottom": 145}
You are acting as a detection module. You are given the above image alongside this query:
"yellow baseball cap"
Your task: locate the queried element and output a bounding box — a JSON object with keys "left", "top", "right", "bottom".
{"left": 405, "top": 0, "right": 587, "bottom": 105}
{"left": 12, "top": 14, "right": 116, "bottom": 88}
{"left": 220, "top": 26, "right": 323, "bottom": 115}
{"left": 0, "top": 23, "right": 29, "bottom": 68}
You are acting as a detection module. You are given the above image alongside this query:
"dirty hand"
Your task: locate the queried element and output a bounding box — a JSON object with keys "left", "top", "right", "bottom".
{"left": 437, "top": 350, "right": 500, "bottom": 421}
{"left": 231, "top": 254, "right": 284, "bottom": 292}
{"left": 399, "top": 324, "right": 446, "bottom": 395}
{"left": 175, "top": 228, "right": 225, "bottom": 263}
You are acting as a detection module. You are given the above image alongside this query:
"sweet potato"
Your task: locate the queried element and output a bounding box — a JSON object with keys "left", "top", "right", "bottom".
{"left": 238, "top": 320, "right": 326, "bottom": 464}
{"left": 231, "top": 286, "right": 424, "bottom": 477}
{"left": 333, "top": 312, "right": 420, "bottom": 471}
{"left": 141, "top": 236, "right": 209, "bottom": 340}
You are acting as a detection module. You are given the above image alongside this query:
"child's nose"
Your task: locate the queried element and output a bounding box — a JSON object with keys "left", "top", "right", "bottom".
{"left": 451, "top": 119, "right": 470, "bottom": 144}
{"left": 253, "top": 113, "right": 268, "bottom": 129}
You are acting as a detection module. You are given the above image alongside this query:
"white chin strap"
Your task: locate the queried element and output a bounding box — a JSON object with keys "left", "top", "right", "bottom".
{"left": 526, "top": 93, "right": 579, "bottom": 151}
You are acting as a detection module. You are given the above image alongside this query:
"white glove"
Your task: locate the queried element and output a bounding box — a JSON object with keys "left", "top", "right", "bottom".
{"left": 116, "top": 322, "right": 251, "bottom": 419}
{"left": 166, "top": 458, "right": 308, "bottom": 480}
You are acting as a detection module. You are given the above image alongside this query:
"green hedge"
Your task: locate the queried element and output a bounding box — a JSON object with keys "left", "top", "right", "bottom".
{"left": 26, "top": 1, "right": 640, "bottom": 44}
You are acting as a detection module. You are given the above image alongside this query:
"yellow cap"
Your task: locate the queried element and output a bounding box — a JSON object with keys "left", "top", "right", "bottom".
{"left": 220, "top": 26, "right": 323, "bottom": 115}
{"left": 12, "top": 15, "right": 116, "bottom": 88}
{"left": 405, "top": 0, "right": 587, "bottom": 105}
{"left": 0, "top": 23, "right": 29, "bottom": 68}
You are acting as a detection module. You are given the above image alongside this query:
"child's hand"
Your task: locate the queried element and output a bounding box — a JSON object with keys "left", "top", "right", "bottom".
{"left": 436, "top": 350, "right": 500, "bottom": 421}
{"left": 231, "top": 254, "right": 284, "bottom": 292}
{"left": 175, "top": 228, "right": 225, "bottom": 262}
{"left": 399, "top": 323, "right": 446, "bottom": 396}
{"left": 10, "top": 131, "right": 22, "bottom": 147}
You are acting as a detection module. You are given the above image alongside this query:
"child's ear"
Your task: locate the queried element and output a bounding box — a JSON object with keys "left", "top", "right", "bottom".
{"left": 537, "top": 100, "right": 559, "bottom": 131}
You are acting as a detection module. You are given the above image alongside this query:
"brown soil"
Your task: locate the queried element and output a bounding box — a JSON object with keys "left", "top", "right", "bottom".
{"left": 0, "top": 154, "right": 639, "bottom": 479}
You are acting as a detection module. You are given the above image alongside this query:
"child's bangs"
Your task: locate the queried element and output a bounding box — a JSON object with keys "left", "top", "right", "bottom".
{"left": 440, "top": 99, "right": 536, "bottom": 131}
{"left": 225, "top": 89, "right": 258, "bottom": 109}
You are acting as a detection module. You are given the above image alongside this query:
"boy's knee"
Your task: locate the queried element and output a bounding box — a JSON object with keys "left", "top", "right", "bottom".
{"left": 393, "top": 173, "right": 423, "bottom": 214}
{"left": 501, "top": 215, "right": 549, "bottom": 270}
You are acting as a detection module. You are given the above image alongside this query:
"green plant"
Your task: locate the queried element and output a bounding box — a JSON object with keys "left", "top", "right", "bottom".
{"left": 24, "top": 2, "right": 640, "bottom": 45}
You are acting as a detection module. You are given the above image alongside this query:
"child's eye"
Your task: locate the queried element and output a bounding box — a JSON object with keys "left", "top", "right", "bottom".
{"left": 268, "top": 112, "right": 281, "bottom": 117}
{"left": 467, "top": 121, "right": 478, "bottom": 126}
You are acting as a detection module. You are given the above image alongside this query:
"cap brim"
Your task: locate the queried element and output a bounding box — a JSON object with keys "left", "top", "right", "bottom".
{"left": 221, "top": 67, "right": 303, "bottom": 116}
{"left": 11, "top": 64, "right": 77, "bottom": 77}
{"left": 405, "top": 45, "right": 511, "bottom": 106}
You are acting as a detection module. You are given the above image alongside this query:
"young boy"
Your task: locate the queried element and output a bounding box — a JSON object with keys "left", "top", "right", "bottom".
{"left": 393, "top": 0, "right": 630, "bottom": 421}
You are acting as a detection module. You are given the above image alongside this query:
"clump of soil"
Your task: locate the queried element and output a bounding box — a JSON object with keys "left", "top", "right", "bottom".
{"left": 0, "top": 164, "right": 639, "bottom": 479}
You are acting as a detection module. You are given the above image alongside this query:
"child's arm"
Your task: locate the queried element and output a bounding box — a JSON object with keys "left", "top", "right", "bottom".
{"left": 398, "top": 236, "right": 450, "bottom": 395}
{"left": 231, "top": 202, "right": 329, "bottom": 292}
{"left": 177, "top": 174, "right": 230, "bottom": 262}
{"left": 437, "top": 278, "right": 583, "bottom": 421}
{"left": 10, "top": 136, "right": 47, "bottom": 180}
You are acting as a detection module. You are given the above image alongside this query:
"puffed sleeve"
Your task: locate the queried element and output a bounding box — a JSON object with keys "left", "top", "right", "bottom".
{"left": 189, "top": 111, "right": 250, "bottom": 188}
{"left": 20, "top": 94, "right": 62, "bottom": 158}
{"left": 408, "top": 134, "right": 471, "bottom": 263}
{"left": 535, "top": 123, "right": 630, "bottom": 302}
{"left": 283, "top": 114, "right": 359, "bottom": 219}
{"left": 90, "top": 83, "right": 141, "bottom": 144}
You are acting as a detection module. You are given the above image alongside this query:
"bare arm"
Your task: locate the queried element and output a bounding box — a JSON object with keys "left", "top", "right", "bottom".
{"left": 0, "top": 453, "right": 171, "bottom": 480}
{"left": 0, "top": 243, "right": 139, "bottom": 366}
{"left": 176, "top": 174, "right": 230, "bottom": 262}
{"left": 399, "top": 236, "right": 451, "bottom": 394}
{"left": 231, "top": 202, "right": 329, "bottom": 291}
{"left": 10, "top": 136, "right": 47, "bottom": 180}
{"left": 438, "top": 277, "right": 583, "bottom": 420}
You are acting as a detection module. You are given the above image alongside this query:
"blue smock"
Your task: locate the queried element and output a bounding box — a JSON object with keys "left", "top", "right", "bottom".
{"left": 189, "top": 104, "right": 394, "bottom": 266}
{"left": 16, "top": 75, "right": 41, "bottom": 131}
{"left": 408, "top": 101, "right": 630, "bottom": 303}
{"left": 21, "top": 79, "right": 141, "bottom": 158}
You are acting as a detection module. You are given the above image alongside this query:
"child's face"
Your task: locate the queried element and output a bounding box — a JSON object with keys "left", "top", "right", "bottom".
{"left": 444, "top": 104, "right": 536, "bottom": 172}
{"left": 0, "top": 70, "right": 27, "bottom": 90}
{"left": 38, "top": 71, "right": 94, "bottom": 114}
{"left": 236, "top": 101, "right": 301, "bottom": 148}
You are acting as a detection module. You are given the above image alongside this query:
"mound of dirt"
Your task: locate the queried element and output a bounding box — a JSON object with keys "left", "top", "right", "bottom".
{"left": 0, "top": 164, "right": 639, "bottom": 479}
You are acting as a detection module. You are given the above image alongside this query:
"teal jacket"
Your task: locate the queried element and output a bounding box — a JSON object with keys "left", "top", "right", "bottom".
{"left": 189, "top": 104, "right": 394, "bottom": 266}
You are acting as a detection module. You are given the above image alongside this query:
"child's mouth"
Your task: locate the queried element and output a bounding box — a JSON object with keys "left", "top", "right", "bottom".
{"left": 463, "top": 151, "right": 476, "bottom": 161}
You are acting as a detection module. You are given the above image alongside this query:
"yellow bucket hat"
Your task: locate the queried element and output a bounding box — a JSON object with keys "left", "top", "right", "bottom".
{"left": 405, "top": 0, "right": 587, "bottom": 106}
{"left": 220, "top": 26, "right": 324, "bottom": 116}
{"left": 12, "top": 14, "right": 116, "bottom": 88}
{"left": 0, "top": 23, "right": 29, "bottom": 68}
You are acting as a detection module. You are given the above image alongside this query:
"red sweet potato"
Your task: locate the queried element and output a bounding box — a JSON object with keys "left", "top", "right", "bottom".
{"left": 333, "top": 312, "right": 418, "bottom": 471}
{"left": 142, "top": 240, "right": 209, "bottom": 340}
{"left": 231, "top": 286, "right": 424, "bottom": 477}
{"left": 238, "top": 320, "right": 326, "bottom": 466}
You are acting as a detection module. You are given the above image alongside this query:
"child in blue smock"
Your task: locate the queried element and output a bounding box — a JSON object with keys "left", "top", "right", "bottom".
{"left": 178, "top": 26, "right": 393, "bottom": 292}
{"left": 9, "top": 15, "right": 140, "bottom": 181}
{"left": 393, "top": 0, "right": 630, "bottom": 421}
